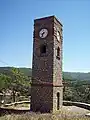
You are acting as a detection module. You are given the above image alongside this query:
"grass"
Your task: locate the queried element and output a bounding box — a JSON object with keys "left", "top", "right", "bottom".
{"left": 0, "top": 104, "right": 90, "bottom": 120}
{"left": 0, "top": 113, "right": 90, "bottom": 120}
{"left": 0, "top": 111, "right": 90, "bottom": 120}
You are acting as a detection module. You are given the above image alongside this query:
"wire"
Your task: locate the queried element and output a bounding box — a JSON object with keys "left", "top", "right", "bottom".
{"left": 0, "top": 59, "right": 9, "bottom": 66}
{"left": 0, "top": 59, "right": 26, "bottom": 80}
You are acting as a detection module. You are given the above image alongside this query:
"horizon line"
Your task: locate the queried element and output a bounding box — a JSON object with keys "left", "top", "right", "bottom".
{"left": 0, "top": 66, "right": 90, "bottom": 73}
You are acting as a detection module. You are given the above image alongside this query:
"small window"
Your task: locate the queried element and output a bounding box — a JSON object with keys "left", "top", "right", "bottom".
{"left": 56, "top": 47, "right": 60, "bottom": 59}
{"left": 40, "top": 45, "right": 46, "bottom": 54}
{"left": 57, "top": 92, "right": 60, "bottom": 110}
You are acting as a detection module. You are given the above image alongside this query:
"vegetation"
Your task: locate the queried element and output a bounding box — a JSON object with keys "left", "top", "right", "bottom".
{"left": 0, "top": 67, "right": 31, "bottom": 105}
{"left": 0, "top": 112, "right": 90, "bottom": 120}
{"left": 63, "top": 78, "right": 90, "bottom": 103}
{"left": 0, "top": 67, "right": 90, "bottom": 81}
{"left": 63, "top": 72, "right": 90, "bottom": 81}
{"left": 0, "top": 67, "right": 90, "bottom": 119}
{"left": 0, "top": 67, "right": 90, "bottom": 104}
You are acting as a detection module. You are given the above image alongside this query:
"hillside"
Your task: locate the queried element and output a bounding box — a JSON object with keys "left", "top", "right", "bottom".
{"left": 0, "top": 67, "right": 90, "bottom": 104}
{"left": 0, "top": 67, "right": 32, "bottom": 77}
{"left": 0, "top": 67, "right": 90, "bottom": 81}
{"left": 63, "top": 72, "right": 90, "bottom": 81}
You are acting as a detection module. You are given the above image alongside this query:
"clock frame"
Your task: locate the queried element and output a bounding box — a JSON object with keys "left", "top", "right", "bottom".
{"left": 39, "top": 28, "right": 48, "bottom": 39}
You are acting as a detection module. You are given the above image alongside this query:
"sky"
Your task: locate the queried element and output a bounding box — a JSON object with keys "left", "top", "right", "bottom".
{"left": 0, "top": 0, "right": 90, "bottom": 72}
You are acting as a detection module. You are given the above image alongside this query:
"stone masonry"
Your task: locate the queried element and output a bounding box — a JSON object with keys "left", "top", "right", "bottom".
{"left": 31, "top": 16, "right": 63, "bottom": 113}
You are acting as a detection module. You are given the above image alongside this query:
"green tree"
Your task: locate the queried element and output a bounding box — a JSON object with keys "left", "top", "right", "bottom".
{"left": 0, "top": 74, "right": 11, "bottom": 105}
{"left": 0, "top": 73, "right": 11, "bottom": 92}
{"left": 8, "top": 67, "right": 30, "bottom": 103}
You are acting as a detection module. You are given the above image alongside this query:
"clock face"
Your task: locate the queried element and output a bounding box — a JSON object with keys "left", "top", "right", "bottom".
{"left": 57, "top": 31, "right": 60, "bottom": 41}
{"left": 39, "top": 28, "right": 48, "bottom": 38}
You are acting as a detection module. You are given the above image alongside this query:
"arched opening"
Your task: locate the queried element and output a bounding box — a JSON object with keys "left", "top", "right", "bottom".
{"left": 57, "top": 92, "right": 60, "bottom": 110}
{"left": 56, "top": 47, "right": 60, "bottom": 59}
{"left": 40, "top": 44, "right": 46, "bottom": 54}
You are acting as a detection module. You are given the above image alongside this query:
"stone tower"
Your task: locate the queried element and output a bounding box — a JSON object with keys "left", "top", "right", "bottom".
{"left": 31, "top": 16, "right": 63, "bottom": 113}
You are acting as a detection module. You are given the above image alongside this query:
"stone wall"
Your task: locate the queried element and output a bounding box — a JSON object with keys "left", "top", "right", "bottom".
{"left": 31, "top": 16, "right": 63, "bottom": 113}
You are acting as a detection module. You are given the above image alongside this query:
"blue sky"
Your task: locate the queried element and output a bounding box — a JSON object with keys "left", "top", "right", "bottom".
{"left": 0, "top": 0, "right": 90, "bottom": 72}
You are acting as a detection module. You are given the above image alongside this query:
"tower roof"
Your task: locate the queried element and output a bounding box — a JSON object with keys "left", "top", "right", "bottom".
{"left": 34, "top": 15, "right": 63, "bottom": 27}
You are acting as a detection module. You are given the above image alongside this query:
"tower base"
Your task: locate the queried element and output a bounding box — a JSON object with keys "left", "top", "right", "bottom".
{"left": 31, "top": 85, "right": 63, "bottom": 113}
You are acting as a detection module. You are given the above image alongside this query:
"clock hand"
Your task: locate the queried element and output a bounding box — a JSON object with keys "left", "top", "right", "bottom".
{"left": 41, "top": 32, "right": 45, "bottom": 37}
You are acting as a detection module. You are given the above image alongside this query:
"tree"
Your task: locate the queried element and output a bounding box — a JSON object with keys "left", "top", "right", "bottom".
{"left": 0, "top": 74, "right": 11, "bottom": 105}
{"left": 0, "top": 73, "right": 11, "bottom": 92}
{"left": 8, "top": 67, "right": 30, "bottom": 103}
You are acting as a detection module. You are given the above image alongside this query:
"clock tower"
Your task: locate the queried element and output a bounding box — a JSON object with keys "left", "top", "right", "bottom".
{"left": 31, "top": 16, "right": 63, "bottom": 113}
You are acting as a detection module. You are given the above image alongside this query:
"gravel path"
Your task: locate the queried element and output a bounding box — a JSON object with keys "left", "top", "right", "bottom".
{"left": 2, "top": 105, "right": 90, "bottom": 118}
{"left": 57, "top": 106, "right": 90, "bottom": 118}
{"left": 17, "top": 106, "right": 90, "bottom": 118}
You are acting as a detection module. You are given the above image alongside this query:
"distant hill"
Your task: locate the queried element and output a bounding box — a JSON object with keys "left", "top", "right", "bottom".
{"left": 63, "top": 72, "right": 90, "bottom": 81}
{"left": 18, "top": 67, "right": 32, "bottom": 76}
{"left": 0, "top": 67, "right": 90, "bottom": 81}
{"left": 0, "top": 67, "right": 32, "bottom": 77}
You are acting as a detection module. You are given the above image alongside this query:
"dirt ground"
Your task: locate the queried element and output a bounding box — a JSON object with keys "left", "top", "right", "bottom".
{"left": 59, "top": 106, "right": 90, "bottom": 118}
{"left": 2, "top": 105, "right": 90, "bottom": 118}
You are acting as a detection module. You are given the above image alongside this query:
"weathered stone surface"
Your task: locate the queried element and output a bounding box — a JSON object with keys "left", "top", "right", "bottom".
{"left": 31, "top": 16, "right": 63, "bottom": 113}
